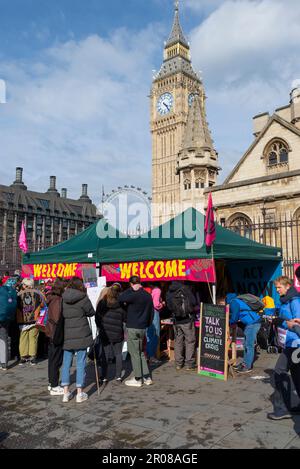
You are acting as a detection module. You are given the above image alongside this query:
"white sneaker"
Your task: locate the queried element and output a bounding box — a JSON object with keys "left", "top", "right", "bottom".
{"left": 50, "top": 386, "right": 64, "bottom": 396}
{"left": 47, "top": 384, "right": 51, "bottom": 392}
{"left": 125, "top": 377, "right": 143, "bottom": 387}
{"left": 62, "top": 392, "right": 72, "bottom": 403}
{"left": 144, "top": 377, "right": 153, "bottom": 386}
{"left": 76, "top": 392, "right": 88, "bottom": 403}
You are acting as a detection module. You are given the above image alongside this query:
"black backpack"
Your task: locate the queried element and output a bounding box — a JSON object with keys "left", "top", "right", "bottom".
{"left": 172, "top": 288, "right": 193, "bottom": 319}
{"left": 237, "top": 294, "right": 264, "bottom": 313}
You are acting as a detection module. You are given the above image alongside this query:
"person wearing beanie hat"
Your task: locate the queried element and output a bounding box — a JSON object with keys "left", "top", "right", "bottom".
{"left": 22, "top": 278, "right": 34, "bottom": 289}
{"left": 17, "top": 278, "right": 43, "bottom": 366}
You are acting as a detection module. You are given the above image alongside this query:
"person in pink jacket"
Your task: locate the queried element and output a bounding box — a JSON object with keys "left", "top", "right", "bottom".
{"left": 146, "top": 284, "right": 165, "bottom": 364}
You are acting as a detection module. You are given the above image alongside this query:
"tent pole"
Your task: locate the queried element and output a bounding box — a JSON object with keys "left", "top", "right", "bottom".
{"left": 213, "top": 284, "right": 217, "bottom": 305}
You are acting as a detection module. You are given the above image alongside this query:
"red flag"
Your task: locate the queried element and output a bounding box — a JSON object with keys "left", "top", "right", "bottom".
{"left": 204, "top": 193, "right": 216, "bottom": 248}
{"left": 18, "top": 221, "right": 28, "bottom": 253}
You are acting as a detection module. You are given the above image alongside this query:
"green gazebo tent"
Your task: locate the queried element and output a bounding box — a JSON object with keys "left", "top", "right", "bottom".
{"left": 23, "top": 208, "right": 282, "bottom": 265}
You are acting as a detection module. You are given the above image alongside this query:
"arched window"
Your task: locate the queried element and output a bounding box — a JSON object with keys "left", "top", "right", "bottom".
{"left": 265, "top": 140, "right": 290, "bottom": 167}
{"left": 227, "top": 213, "right": 253, "bottom": 239}
{"left": 184, "top": 179, "right": 191, "bottom": 190}
{"left": 195, "top": 178, "right": 204, "bottom": 189}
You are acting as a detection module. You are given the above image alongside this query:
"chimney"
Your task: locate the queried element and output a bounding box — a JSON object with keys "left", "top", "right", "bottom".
{"left": 47, "top": 176, "right": 58, "bottom": 195}
{"left": 80, "top": 184, "right": 91, "bottom": 203}
{"left": 11, "top": 167, "right": 27, "bottom": 190}
{"left": 15, "top": 167, "right": 23, "bottom": 184}
{"left": 82, "top": 184, "right": 88, "bottom": 197}
{"left": 61, "top": 188, "right": 67, "bottom": 199}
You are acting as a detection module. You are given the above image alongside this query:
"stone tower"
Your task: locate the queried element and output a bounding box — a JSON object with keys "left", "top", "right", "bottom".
{"left": 151, "top": 1, "right": 218, "bottom": 226}
{"left": 177, "top": 93, "right": 219, "bottom": 213}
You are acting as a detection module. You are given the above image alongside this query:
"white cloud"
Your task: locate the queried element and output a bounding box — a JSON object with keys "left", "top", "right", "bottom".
{"left": 185, "top": 0, "right": 224, "bottom": 13}
{"left": 2, "top": 0, "right": 300, "bottom": 202}
{"left": 188, "top": 0, "right": 300, "bottom": 181}
{"left": 0, "top": 26, "right": 162, "bottom": 204}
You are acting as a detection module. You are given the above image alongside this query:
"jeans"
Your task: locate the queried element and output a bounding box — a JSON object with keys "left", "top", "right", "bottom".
{"left": 243, "top": 322, "right": 261, "bottom": 369}
{"left": 61, "top": 350, "right": 87, "bottom": 388}
{"left": 146, "top": 311, "right": 160, "bottom": 358}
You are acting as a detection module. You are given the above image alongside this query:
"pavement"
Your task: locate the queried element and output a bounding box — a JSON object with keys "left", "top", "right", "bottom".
{"left": 1, "top": 352, "right": 300, "bottom": 449}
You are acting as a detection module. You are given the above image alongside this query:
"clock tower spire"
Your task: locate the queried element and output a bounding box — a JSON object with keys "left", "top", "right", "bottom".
{"left": 151, "top": 2, "right": 214, "bottom": 227}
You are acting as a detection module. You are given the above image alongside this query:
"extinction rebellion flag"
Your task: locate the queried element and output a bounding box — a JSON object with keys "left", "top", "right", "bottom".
{"left": 204, "top": 193, "right": 216, "bottom": 248}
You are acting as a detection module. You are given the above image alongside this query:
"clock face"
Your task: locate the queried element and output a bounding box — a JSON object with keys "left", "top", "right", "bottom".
{"left": 157, "top": 93, "right": 173, "bottom": 116}
{"left": 188, "top": 93, "right": 196, "bottom": 107}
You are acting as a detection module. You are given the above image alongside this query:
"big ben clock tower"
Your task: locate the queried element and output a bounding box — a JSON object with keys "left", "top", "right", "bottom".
{"left": 151, "top": 1, "right": 219, "bottom": 227}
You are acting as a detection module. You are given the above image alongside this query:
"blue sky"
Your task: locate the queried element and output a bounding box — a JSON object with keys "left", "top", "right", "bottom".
{"left": 1, "top": 0, "right": 300, "bottom": 207}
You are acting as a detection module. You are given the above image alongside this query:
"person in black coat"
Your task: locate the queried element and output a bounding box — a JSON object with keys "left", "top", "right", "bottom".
{"left": 96, "top": 284, "right": 126, "bottom": 384}
{"left": 60, "top": 277, "right": 95, "bottom": 404}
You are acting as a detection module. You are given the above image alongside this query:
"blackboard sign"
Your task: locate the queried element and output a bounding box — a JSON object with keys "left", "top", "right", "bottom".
{"left": 198, "top": 304, "right": 229, "bottom": 381}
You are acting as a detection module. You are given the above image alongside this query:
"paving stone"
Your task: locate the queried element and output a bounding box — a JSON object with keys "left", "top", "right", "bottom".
{"left": 2, "top": 353, "right": 300, "bottom": 448}
{"left": 147, "top": 432, "right": 206, "bottom": 449}
{"left": 284, "top": 435, "right": 300, "bottom": 449}
{"left": 216, "top": 420, "right": 297, "bottom": 449}
{"left": 101, "top": 422, "right": 164, "bottom": 449}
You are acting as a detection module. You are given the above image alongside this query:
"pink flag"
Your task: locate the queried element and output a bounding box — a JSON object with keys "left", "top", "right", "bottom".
{"left": 18, "top": 221, "right": 28, "bottom": 253}
{"left": 204, "top": 193, "right": 216, "bottom": 248}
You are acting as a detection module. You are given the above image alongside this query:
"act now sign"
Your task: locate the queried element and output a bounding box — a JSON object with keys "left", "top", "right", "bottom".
{"left": 101, "top": 259, "right": 216, "bottom": 283}
{"left": 22, "top": 263, "right": 97, "bottom": 280}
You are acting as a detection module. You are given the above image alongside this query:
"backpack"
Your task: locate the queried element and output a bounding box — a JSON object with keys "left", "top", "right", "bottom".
{"left": 172, "top": 288, "right": 193, "bottom": 319}
{"left": 237, "top": 294, "right": 265, "bottom": 314}
{"left": 0, "top": 286, "right": 17, "bottom": 323}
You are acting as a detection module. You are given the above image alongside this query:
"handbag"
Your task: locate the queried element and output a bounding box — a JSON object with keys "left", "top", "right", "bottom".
{"left": 52, "top": 308, "right": 64, "bottom": 346}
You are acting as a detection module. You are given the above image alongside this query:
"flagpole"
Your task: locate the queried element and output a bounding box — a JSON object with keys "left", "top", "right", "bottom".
{"left": 204, "top": 193, "right": 217, "bottom": 305}
{"left": 212, "top": 244, "right": 216, "bottom": 305}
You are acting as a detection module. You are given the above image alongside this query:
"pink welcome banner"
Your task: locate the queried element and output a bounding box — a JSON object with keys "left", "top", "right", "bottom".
{"left": 101, "top": 259, "right": 216, "bottom": 283}
{"left": 22, "top": 263, "right": 97, "bottom": 281}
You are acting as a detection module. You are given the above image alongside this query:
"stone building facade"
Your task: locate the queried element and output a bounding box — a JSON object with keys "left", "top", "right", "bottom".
{"left": 0, "top": 167, "right": 100, "bottom": 274}
{"left": 151, "top": 3, "right": 218, "bottom": 227}
{"left": 151, "top": 4, "right": 300, "bottom": 264}
{"left": 208, "top": 88, "right": 300, "bottom": 262}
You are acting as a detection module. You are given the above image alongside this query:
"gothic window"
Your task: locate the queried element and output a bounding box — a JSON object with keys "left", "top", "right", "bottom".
{"left": 227, "top": 213, "right": 253, "bottom": 239}
{"left": 184, "top": 179, "right": 191, "bottom": 190}
{"left": 195, "top": 179, "right": 204, "bottom": 189}
{"left": 265, "top": 140, "right": 289, "bottom": 167}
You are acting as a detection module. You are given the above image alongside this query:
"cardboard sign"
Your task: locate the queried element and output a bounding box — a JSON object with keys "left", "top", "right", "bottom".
{"left": 86, "top": 277, "right": 107, "bottom": 340}
{"left": 198, "top": 304, "right": 229, "bottom": 381}
{"left": 101, "top": 259, "right": 216, "bottom": 283}
{"left": 22, "top": 263, "right": 97, "bottom": 280}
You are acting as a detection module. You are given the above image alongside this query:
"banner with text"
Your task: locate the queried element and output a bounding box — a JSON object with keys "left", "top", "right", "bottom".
{"left": 226, "top": 260, "right": 282, "bottom": 304}
{"left": 22, "top": 263, "right": 97, "bottom": 281}
{"left": 101, "top": 259, "right": 216, "bottom": 283}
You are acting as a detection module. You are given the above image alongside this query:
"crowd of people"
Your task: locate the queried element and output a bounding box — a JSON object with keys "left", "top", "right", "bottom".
{"left": 1, "top": 271, "right": 300, "bottom": 419}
